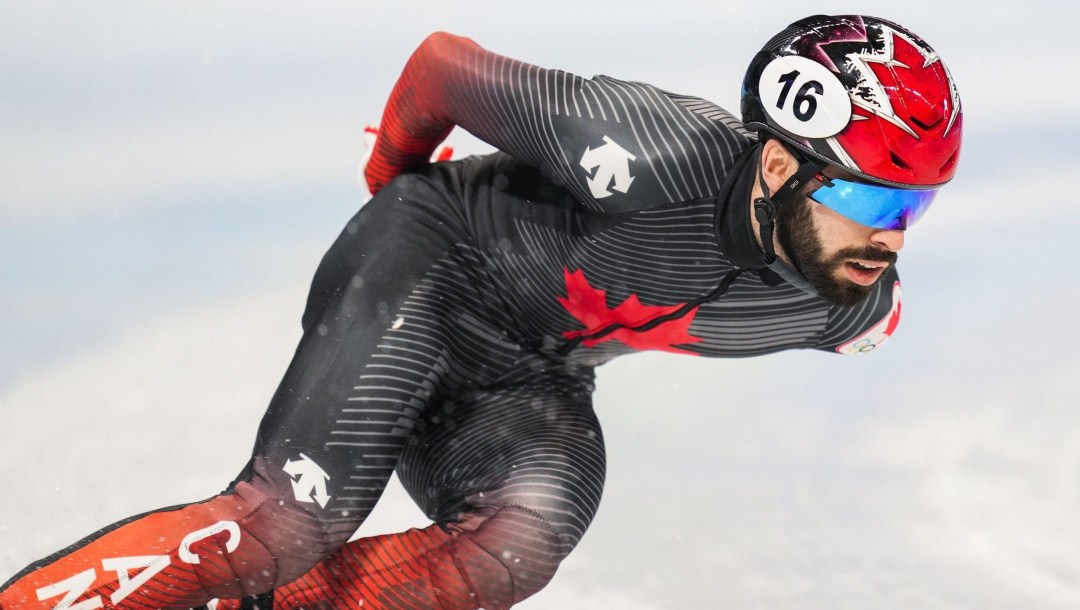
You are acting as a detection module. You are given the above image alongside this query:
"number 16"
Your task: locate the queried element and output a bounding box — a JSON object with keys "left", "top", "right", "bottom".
{"left": 776, "top": 70, "right": 823, "bottom": 122}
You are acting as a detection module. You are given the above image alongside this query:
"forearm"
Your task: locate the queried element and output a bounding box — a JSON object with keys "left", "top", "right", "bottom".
{"left": 364, "top": 32, "right": 465, "bottom": 193}
{"left": 367, "top": 31, "right": 591, "bottom": 195}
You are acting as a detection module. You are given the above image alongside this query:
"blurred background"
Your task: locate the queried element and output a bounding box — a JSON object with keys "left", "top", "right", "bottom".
{"left": 2, "top": 1, "right": 1078, "bottom": 608}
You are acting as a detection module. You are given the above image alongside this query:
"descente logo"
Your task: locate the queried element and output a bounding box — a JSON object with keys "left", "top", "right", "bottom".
{"left": 579, "top": 136, "right": 636, "bottom": 199}
{"left": 35, "top": 521, "right": 240, "bottom": 610}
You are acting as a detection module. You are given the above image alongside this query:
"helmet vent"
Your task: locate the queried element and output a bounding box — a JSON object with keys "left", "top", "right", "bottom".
{"left": 909, "top": 115, "right": 940, "bottom": 131}
{"left": 890, "top": 151, "right": 912, "bottom": 170}
{"left": 939, "top": 150, "right": 958, "bottom": 176}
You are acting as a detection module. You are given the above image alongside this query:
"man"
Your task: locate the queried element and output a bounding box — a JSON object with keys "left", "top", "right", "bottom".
{"left": 1, "top": 14, "right": 960, "bottom": 610}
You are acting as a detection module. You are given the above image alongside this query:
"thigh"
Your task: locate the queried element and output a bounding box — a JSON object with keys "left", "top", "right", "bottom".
{"left": 241, "top": 170, "right": 520, "bottom": 546}
{"left": 250, "top": 365, "right": 605, "bottom": 610}
{"left": 397, "top": 360, "right": 607, "bottom": 546}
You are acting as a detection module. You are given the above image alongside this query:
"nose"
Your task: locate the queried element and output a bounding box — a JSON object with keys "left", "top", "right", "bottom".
{"left": 871, "top": 229, "right": 905, "bottom": 253}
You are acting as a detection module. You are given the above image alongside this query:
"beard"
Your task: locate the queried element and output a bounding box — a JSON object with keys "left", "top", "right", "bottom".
{"left": 775, "top": 197, "right": 897, "bottom": 307}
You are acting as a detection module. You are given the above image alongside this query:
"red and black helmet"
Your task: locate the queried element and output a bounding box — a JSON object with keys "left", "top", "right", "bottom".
{"left": 741, "top": 15, "right": 962, "bottom": 189}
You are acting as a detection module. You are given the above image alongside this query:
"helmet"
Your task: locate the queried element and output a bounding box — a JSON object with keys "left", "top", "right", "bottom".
{"left": 741, "top": 15, "right": 962, "bottom": 189}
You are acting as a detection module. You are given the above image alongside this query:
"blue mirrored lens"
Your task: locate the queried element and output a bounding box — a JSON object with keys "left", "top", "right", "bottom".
{"left": 809, "top": 178, "right": 938, "bottom": 229}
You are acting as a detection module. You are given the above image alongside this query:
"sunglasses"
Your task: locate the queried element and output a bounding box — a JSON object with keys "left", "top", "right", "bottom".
{"left": 809, "top": 177, "right": 938, "bottom": 230}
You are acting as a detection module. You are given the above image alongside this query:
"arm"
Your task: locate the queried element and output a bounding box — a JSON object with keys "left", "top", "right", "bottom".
{"left": 366, "top": 32, "right": 572, "bottom": 192}
{"left": 367, "top": 32, "right": 749, "bottom": 212}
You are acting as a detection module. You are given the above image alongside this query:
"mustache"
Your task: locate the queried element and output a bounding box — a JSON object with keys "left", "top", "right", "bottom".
{"left": 830, "top": 245, "right": 898, "bottom": 266}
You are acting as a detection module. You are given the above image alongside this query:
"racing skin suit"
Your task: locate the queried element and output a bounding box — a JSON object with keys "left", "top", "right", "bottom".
{"left": 0, "top": 32, "right": 901, "bottom": 610}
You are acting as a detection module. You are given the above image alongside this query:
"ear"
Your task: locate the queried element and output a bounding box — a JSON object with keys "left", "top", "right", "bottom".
{"left": 760, "top": 139, "right": 800, "bottom": 195}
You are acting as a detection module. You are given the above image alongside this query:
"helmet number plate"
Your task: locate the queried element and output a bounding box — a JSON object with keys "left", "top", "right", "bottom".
{"left": 759, "top": 56, "right": 851, "bottom": 139}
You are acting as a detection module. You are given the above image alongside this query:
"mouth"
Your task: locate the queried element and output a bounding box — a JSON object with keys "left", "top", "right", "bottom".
{"left": 842, "top": 259, "right": 889, "bottom": 286}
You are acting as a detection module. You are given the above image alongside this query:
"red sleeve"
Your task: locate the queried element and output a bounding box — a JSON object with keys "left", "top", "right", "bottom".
{"left": 366, "top": 32, "right": 589, "bottom": 196}
{"left": 364, "top": 32, "right": 463, "bottom": 193}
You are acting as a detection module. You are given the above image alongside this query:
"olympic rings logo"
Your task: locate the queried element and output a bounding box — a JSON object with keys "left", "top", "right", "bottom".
{"left": 849, "top": 338, "right": 879, "bottom": 353}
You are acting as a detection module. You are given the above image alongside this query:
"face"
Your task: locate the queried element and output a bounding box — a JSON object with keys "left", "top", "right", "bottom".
{"left": 775, "top": 192, "right": 904, "bottom": 307}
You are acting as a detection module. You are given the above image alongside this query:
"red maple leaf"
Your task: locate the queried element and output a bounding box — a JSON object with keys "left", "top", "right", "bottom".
{"left": 883, "top": 291, "right": 902, "bottom": 337}
{"left": 556, "top": 267, "right": 702, "bottom": 355}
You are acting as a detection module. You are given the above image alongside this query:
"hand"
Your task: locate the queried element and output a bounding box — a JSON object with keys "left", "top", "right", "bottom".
{"left": 358, "top": 125, "right": 453, "bottom": 203}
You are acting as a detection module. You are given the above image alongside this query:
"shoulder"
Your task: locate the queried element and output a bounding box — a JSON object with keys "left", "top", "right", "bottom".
{"left": 815, "top": 267, "right": 903, "bottom": 355}
{"left": 590, "top": 76, "right": 756, "bottom": 138}
{"left": 554, "top": 76, "right": 756, "bottom": 213}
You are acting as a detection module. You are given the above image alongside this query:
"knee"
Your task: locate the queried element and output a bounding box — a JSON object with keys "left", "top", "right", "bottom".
{"left": 479, "top": 464, "right": 605, "bottom": 549}
{"left": 442, "top": 505, "right": 569, "bottom": 608}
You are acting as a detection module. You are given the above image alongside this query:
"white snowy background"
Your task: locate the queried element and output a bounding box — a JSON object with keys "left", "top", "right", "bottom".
{"left": 2, "top": 1, "right": 1078, "bottom": 608}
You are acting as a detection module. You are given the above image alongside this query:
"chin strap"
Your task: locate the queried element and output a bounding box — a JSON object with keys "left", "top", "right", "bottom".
{"left": 764, "top": 255, "right": 820, "bottom": 296}
{"left": 752, "top": 143, "right": 828, "bottom": 296}
{"left": 753, "top": 145, "right": 825, "bottom": 261}
{"left": 753, "top": 196, "right": 779, "bottom": 266}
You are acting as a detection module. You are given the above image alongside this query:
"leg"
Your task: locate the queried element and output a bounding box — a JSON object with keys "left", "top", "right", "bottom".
{"left": 0, "top": 169, "right": 520, "bottom": 610}
{"left": 261, "top": 361, "right": 606, "bottom": 609}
